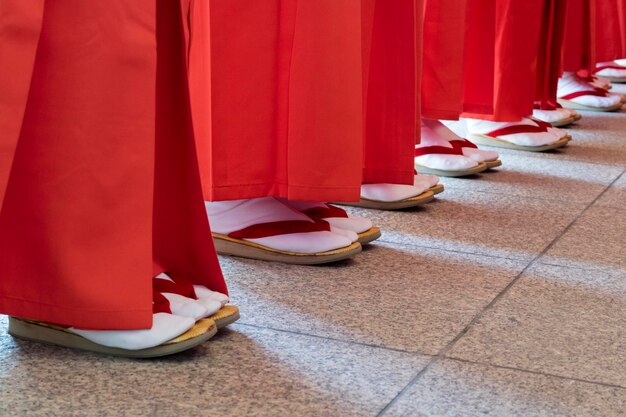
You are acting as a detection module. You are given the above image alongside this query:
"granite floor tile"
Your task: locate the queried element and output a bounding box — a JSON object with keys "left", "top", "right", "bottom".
{"left": 594, "top": 171, "right": 626, "bottom": 209}
{"left": 447, "top": 263, "right": 626, "bottom": 387}
{"left": 540, "top": 205, "right": 626, "bottom": 274}
{"left": 0, "top": 318, "right": 429, "bottom": 417}
{"left": 383, "top": 359, "right": 626, "bottom": 417}
{"left": 341, "top": 189, "right": 586, "bottom": 261}
{"left": 440, "top": 154, "right": 622, "bottom": 205}
{"left": 221, "top": 242, "right": 525, "bottom": 354}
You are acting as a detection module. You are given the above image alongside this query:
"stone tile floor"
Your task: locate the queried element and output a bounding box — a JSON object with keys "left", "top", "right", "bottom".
{"left": 2, "top": 87, "right": 626, "bottom": 416}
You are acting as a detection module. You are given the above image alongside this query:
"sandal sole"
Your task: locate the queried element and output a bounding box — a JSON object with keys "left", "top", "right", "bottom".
{"left": 467, "top": 134, "right": 571, "bottom": 152}
{"left": 429, "top": 184, "right": 445, "bottom": 195}
{"left": 210, "top": 305, "right": 240, "bottom": 329}
{"left": 485, "top": 159, "right": 503, "bottom": 169}
{"left": 557, "top": 99, "right": 623, "bottom": 112}
{"left": 415, "top": 162, "right": 488, "bottom": 177}
{"left": 545, "top": 115, "right": 579, "bottom": 127}
{"left": 212, "top": 234, "right": 362, "bottom": 265}
{"left": 334, "top": 190, "right": 435, "bottom": 210}
{"left": 8, "top": 317, "right": 217, "bottom": 358}
{"left": 357, "top": 227, "right": 382, "bottom": 245}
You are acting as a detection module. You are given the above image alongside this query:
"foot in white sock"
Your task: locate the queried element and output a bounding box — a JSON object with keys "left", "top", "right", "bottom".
{"left": 206, "top": 197, "right": 360, "bottom": 263}
{"left": 278, "top": 199, "right": 373, "bottom": 235}
{"left": 154, "top": 274, "right": 223, "bottom": 318}
{"left": 70, "top": 313, "right": 195, "bottom": 350}
{"left": 558, "top": 72, "right": 623, "bottom": 111}
{"left": 532, "top": 107, "right": 580, "bottom": 127}
{"left": 466, "top": 117, "right": 569, "bottom": 152}
{"left": 595, "top": 61, "right": 626, "bottom": 82}
{"left": 415, "top": 120, "right": 488, "bottom": 176}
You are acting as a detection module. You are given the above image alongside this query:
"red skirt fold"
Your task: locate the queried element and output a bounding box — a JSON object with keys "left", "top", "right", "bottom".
{"left": 562, "top": 0, "right": 596, "bottom": 72}
{"left": 195, "top": 1, "right": 364, "bottom": 202}
{"left": 534, "top": 0, "right": 568, "bottom": 109}
{"left": 595, "top": 0, "right": 626, "bottom": 62}
{"left": 0, "top": 0, "right": 226, "bottom": 330}
{"left": 463, "top": 0, "right": 544, "bottom": 121}
{"left": 421, "top": 0, "right": 469, "bottom": 120}
{"left": 196, "top": 0, "right": 421, "bottom": 196}
{"left": 361, "top": 0, "right": 422, "bottom": 184}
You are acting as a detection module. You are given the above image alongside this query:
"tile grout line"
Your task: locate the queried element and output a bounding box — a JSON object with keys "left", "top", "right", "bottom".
{"left": 234, "top": 321, "right": 626, "bottom": 391}
{"left": 232, "top": 322, "right": 435, "bottom": 355}
{"left": 438, "top": 183, "right": 621, "bottom": 205}
{"left": 374, "top": 167, "right": 626, "bottom": 417}
{"left": 375, "top": 238, "right": 531, "bottom": 262}
{"left": 444, "top": 357, "right": 626, "bottom": 390}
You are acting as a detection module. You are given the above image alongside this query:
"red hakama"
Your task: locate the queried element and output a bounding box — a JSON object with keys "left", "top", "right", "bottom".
{"left": 595, "top": 0, "right": 626, "bottom": 62}
{"left": 421, "top": 0, "right": 469, "bottom": 120}
{"left": 194, "top": 0, "right": 422, "bottom": 198}
{"left": 562, "top": 0, "right": 596, "bottom": 73}
{"left": 0, "top": 0, "right": 226, "bottom": 330}
{"left": 462, "top": 0, "right": 544, "bottom": 121}
{"left": 534, "top": 0, "right": 568, "bottom": 110}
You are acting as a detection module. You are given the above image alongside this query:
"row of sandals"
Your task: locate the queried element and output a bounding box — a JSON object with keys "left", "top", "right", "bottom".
{"left": 4, "top": 0, "right": 626, "bottom": 358}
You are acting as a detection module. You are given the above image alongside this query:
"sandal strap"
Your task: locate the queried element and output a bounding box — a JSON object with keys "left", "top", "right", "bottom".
{"left": 228, "top": 218, "right": 330, "bottom": 239}
{"left": 486, "top": 120, "right": 550, "bottom": 138}
{"left": 153, "top": 290, "right": 172, "bottom": 314}
{"left": 449, "top": 139, "right": 478, "bottom": 150}
{"left": 415, "top": 145, "right": 463, "bottom": 157}
{"left": 560, "top": 89, "right": 608, "bottom": 100}
{"left": 595, "top": 64, "right": 626, "bottom": 72}
{"left": 302, "top": 204, "right": 348, "bottom": 219}
{"left": 153, "top": 276, "right": 198, "bottom": 299}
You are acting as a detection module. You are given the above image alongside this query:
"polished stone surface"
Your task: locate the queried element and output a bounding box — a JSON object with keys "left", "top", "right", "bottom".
{"left": 540, "top": 205, "right": 626, "bottom": 274}
{"left": 0, "top": 318, "right": 429, "bottom": 417}
{"left": 447, "top": 263, "right": 626, "bottom": 387}
{"left": 342, "top": 190, "right": 586, "bottom": 261}
{"left": 222, "top": 243, "right": 526, "bottom": 354}
{"left": 384, "top": 359, "right": 626, "bottom": 417}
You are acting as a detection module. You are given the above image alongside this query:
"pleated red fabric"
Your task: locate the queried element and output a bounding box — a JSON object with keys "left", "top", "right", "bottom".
{"left": 194, "top": 1, "right": 364, "bottom": 202}
{"left": 462, "top": 0, "right": 544, "bottom": 121}
{"left": 562, "top": 0, "right": 596, "bottom": 73}
{"left": 361, "top": 0, "right": 422, "bottom": 183}
{"left": 194, "top": 0, "right": 421, "bottom": 196}
{"left": 421, "top": 0, "right": 469, "bottom": 120}
{"left": 595, "top": 0, "right": 626, "bottom": 62}
{"left": 534, "top": 0, "right": 568, "bottom": 110}
{"left": 0, "top": 0, "right": 226, "bottom": 330}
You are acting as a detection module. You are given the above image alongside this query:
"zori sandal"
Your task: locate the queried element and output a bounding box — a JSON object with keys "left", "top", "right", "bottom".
{"left": 207, "top": 197, "right": 362, "bottom": 265}
{"left": 414, "top": 144, "right": 488, "bottom": 177}
{"left": 334, "top": 177, "right": 436, "bottom": 210}
{"left": 557, "top": 72, "right": 624, "bottom": 112}
{"left": 8, "top": 311, "right": 217, "bottom": 359}
{"left": 213, "top": 220, "right": 362, "bottom": 265}
{"left": 466, "top": 118, "right": 571, "bottom": 152}
{"left": 595, "top": 62, "right": 626, "bottom": 83}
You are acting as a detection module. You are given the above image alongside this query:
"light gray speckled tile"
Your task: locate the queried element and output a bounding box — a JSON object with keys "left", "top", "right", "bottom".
{"left": 341, "top": 189, "right": 586, "bottom": 261}
{"left": 383, "top": 359, "right": 626, "bottom": 417}
{"left": 540, "top": 205, "right": 626, "bottom": 274}
{"left": 594, "top": 171, "right": 626, "bottom": 209}
{"left": 441, "top": 154, "right": 622, "bottom": 205}
{"left": 447, "top": 263, "right": 626, "bottom": 387}
{"left": 0, "top": 318, "right": 428, "bottom": 417}
{"left": 221, "top": 242, "right": 525, "bottom": 354}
